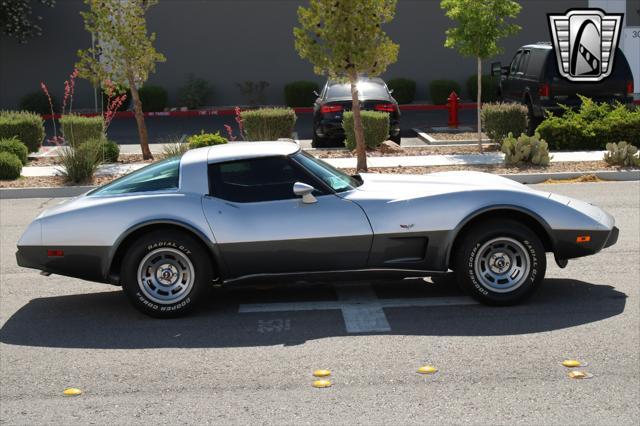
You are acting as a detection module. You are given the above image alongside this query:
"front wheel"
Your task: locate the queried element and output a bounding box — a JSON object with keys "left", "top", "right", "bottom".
{"left": 454, "top": 220, "right": 546, "bottom": 305}
{"left": 121, "top": 230, "right": 213, "bottom": 318}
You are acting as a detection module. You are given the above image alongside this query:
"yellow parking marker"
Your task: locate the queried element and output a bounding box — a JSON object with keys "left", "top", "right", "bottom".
{"left": 562, "top": 360, "right": 586, "bottom": 368}
{"left": 568, "top": 371, "right": 593, "bottom": 379}
{"left": 312, "top": 379, "right": 332, "bottom": 388}
{"left": 313, "top": 369, "right": 331, "bottom": 377}
{"left": 417, "top": 365, "right": 438, "bottom": 375}
{"left": 63, "top": 388, "right": 82, "bottom": 396}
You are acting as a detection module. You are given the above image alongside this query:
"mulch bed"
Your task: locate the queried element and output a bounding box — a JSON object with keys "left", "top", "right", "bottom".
{"left": 2, "top": 161, "right": 633, "bottom": 189}
{"left": 312, "top": 144, "right": 499, "bottom": 158}
{"left": 27, "top": 154, "right": 155, "bottom": 167}
{"left": 425, "top": 131, "right": 489, "bottom": 141}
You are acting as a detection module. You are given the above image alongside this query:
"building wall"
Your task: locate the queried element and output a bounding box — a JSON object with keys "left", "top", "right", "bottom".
{"left": 0, "top": 0, "right": 588, "bottom": 110}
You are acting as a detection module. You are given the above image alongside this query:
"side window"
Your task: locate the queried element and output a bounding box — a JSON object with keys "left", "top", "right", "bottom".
{"left": 509, "top": 51, "right": 523, "bottom": 75}
{"left": 516, "top": 50, "right": 531, "bottom": 76}
{"left": 208, "top": 156, "right": 324, "bottom": 203}
{"left": 89, "top": 157, "right": 180, "bottom": 196}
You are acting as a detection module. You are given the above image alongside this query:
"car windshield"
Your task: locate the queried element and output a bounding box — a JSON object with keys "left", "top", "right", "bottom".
{"left": 326, "top": 81, "right": 388, "bottom": 99}
{"left": 293, "top": 151, "right": 362, "bottom": 193}
{"left": 88, "top": 157, "right": 181, "bottom": 196}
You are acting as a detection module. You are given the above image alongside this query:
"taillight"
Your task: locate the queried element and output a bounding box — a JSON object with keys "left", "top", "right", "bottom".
{"left": 627, "top": 81, "right": 634, "bottom": 95}
{"left": 47, "top": 249, "right": 64, "bottom": 257}
{"left": 374, "top": 103, "right": 396, "bottom": 112}
{"left": 538, "top": 83, "right": 550, "bottom": 98}
{"left": 320, "top": 104, "right": 343, "bottom": 114}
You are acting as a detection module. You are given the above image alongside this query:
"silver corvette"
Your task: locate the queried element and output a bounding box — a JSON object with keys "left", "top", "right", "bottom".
{"left": 16, "top": 141, "right": 618, "bottom": 317}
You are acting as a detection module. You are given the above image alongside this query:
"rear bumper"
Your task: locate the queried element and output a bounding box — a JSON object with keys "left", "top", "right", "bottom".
{"left": 553, "top": 226, "right": 619, "bottom": 260}
{"left": 315, "top": 117, "right": 401, "bottom": 139}
{"left": 16, "top": 245, "right": 111, "bottom": 283}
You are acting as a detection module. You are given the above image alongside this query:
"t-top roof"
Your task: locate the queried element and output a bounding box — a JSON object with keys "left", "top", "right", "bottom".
{"left": 203, "top": 140, "right": 301, "bottom": 164}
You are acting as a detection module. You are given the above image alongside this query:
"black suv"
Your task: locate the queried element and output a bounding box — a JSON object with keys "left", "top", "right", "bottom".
{"left": 492, "top": 43, "right": 634, "bottom": 134}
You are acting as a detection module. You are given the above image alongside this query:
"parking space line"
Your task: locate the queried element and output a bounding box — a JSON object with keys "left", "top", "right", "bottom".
{"left": 238, "top": 284, "right": 478, "bottom": 334}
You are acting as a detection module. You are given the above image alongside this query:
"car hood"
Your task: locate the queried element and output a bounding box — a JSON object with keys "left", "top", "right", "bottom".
{"left": 344, "top": 171, "right": 538, "bottom": 201}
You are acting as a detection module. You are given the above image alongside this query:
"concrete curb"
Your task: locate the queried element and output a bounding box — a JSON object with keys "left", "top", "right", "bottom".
{"left": 500, "top": 170, "right": 640, "bottom": 184}
{"left": 412, "top": 127, "right": 493, "bottom": 146}
{"left": 1, "top": 170, "right": 637, "bottom": 199}
{"left": 0, "top": 186, "right": 94, "bottom": 199}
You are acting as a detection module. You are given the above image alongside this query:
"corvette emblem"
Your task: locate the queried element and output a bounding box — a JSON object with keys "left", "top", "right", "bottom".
{"left": 548, "top": 9, "right": 623, "bottom": 82}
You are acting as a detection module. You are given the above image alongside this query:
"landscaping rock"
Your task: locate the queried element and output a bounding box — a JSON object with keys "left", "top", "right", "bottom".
{"left": 378, "top": 140, "right": 402, "bottom": 154}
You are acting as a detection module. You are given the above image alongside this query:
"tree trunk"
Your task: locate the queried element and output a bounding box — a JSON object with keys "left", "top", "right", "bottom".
{"left": 477, "top": 56, "right": 483, "bottom": 153}
{"left": 349, "top": 70, "right": 367, "bottom": 172}
{"left": 127, "top": 73, "right": 153, "bottom": 160}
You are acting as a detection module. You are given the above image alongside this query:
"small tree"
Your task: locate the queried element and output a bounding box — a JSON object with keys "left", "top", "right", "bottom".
{"left": 294, "top": 0, "right": 399, "bottom": 172}
{"left": 441, "top": 0, "right": 521, "bottom": 151}
{"left": 76, "top": 0, "right": 165, "bottom": 160}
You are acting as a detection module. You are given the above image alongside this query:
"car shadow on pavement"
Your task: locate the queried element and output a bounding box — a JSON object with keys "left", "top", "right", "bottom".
{"left": 0, "top": 278, "right": 626, "bottom": 349}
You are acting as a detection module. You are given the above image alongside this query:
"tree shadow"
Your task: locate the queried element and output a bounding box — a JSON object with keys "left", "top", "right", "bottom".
{"left": 0, "top": 278, "right": 626, "bottom": 349}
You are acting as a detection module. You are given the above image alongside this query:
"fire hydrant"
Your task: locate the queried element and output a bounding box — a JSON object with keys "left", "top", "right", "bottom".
{"left": 447, "top": 91, "right": 460, "bottom": 128}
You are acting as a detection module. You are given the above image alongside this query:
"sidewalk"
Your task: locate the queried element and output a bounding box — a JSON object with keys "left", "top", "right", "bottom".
{"left": 21, "top": 150, "right": 608, "bottom": 177}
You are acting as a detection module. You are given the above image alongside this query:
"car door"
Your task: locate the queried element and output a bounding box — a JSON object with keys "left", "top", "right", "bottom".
{"left": 201, "top": 156, "right": 373, "bottom": 278}
{"left": 502, "top": 50, "right": 523, "bottom": 101}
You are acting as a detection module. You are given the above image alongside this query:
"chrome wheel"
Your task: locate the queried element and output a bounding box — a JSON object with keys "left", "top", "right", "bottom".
{"left": 473, "top": 237, "right": 530, "bottom": 293}
{"left": 137, "top": 248, "right": 195, "bottom": 305}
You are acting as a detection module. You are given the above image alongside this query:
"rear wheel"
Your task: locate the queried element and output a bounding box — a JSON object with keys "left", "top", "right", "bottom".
{"left": 454, "top": 220, "right": 546, "bottom": 305}
{"left": 526, "top": 100, "right": 541, "bottom": 136}
{"left": 121, "top": 230, "right": 213, "bottom": 318}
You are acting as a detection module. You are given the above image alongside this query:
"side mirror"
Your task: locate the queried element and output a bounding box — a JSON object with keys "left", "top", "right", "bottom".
{"left": 293, "top": 182, "right": 317, "bottom": 204}
{"left": 491, "top": 62, "right": 502, "bottom": 77}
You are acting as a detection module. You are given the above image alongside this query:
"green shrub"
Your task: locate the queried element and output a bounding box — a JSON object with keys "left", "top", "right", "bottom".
{"left": 604, "top": 142, "right": 640, "bottom": 167}
{"left": 139, "top": 85, "right": 168, "bottom": 112}
{"left": 284, "top": 81, "right": 320, "bottom": 107}
{"left": 59, "top": 144, "right": 100, "bottom": 183}
{"left": 0, "top": 137, "right": 28, "bottom": 165}
{"left": 501, "top": 132, "right": 551, "bottom": 166}
{"left": 387, "top": 78, "right": 416, "bottom": 104}
{"left": 241, "top": 108, "right": 297, "bottom": 141}
{"left": 162, "top": 142, "right": 190, "bottom": 158}
{"left": 97, "top": 139, "right": 120, "bottom": 163}
{"left": 0, "top": 152, "right": 22, "bottom": 180}
{"left": 429, "top": 80, "right": 461, "bottom": 105}
{"left": 0, "top": 111, "right": 45, "bottom": 153}
{"left": 178, "top": 74, "right": 213, "bottom": 109}
{"left": 187, "top": 131, "right": 227, "bottom": 149}
{"left": 343, "top": 111, "right": 390, "bottom": 150}
{"left": 481, "top": 103, "right": 529, "bottom": 143}
{"left": 537, "top": 97, "right": 640, "bottom": 150}
{"left": 60, "top": 115, "right": 104, "bottom": 147}
{"left": 19, "top": 91, "right": 59, "bottom": 115}
{"left": 466, "top": 74, "right": 499, "bottom": 103}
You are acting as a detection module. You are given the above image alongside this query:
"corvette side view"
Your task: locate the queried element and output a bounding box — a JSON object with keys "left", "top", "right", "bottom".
{"left": 16, "top": 141, "right": 618, "bottom": 317}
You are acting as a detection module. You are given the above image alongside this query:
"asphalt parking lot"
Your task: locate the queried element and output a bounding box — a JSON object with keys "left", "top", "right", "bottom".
{"left": 1, "top": 181, "right": 638, "bottom": 424}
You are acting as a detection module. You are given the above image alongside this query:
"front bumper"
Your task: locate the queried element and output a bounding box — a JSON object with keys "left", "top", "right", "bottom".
{"left": 553, "top": 226, "right": 619, "bottom": 260}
